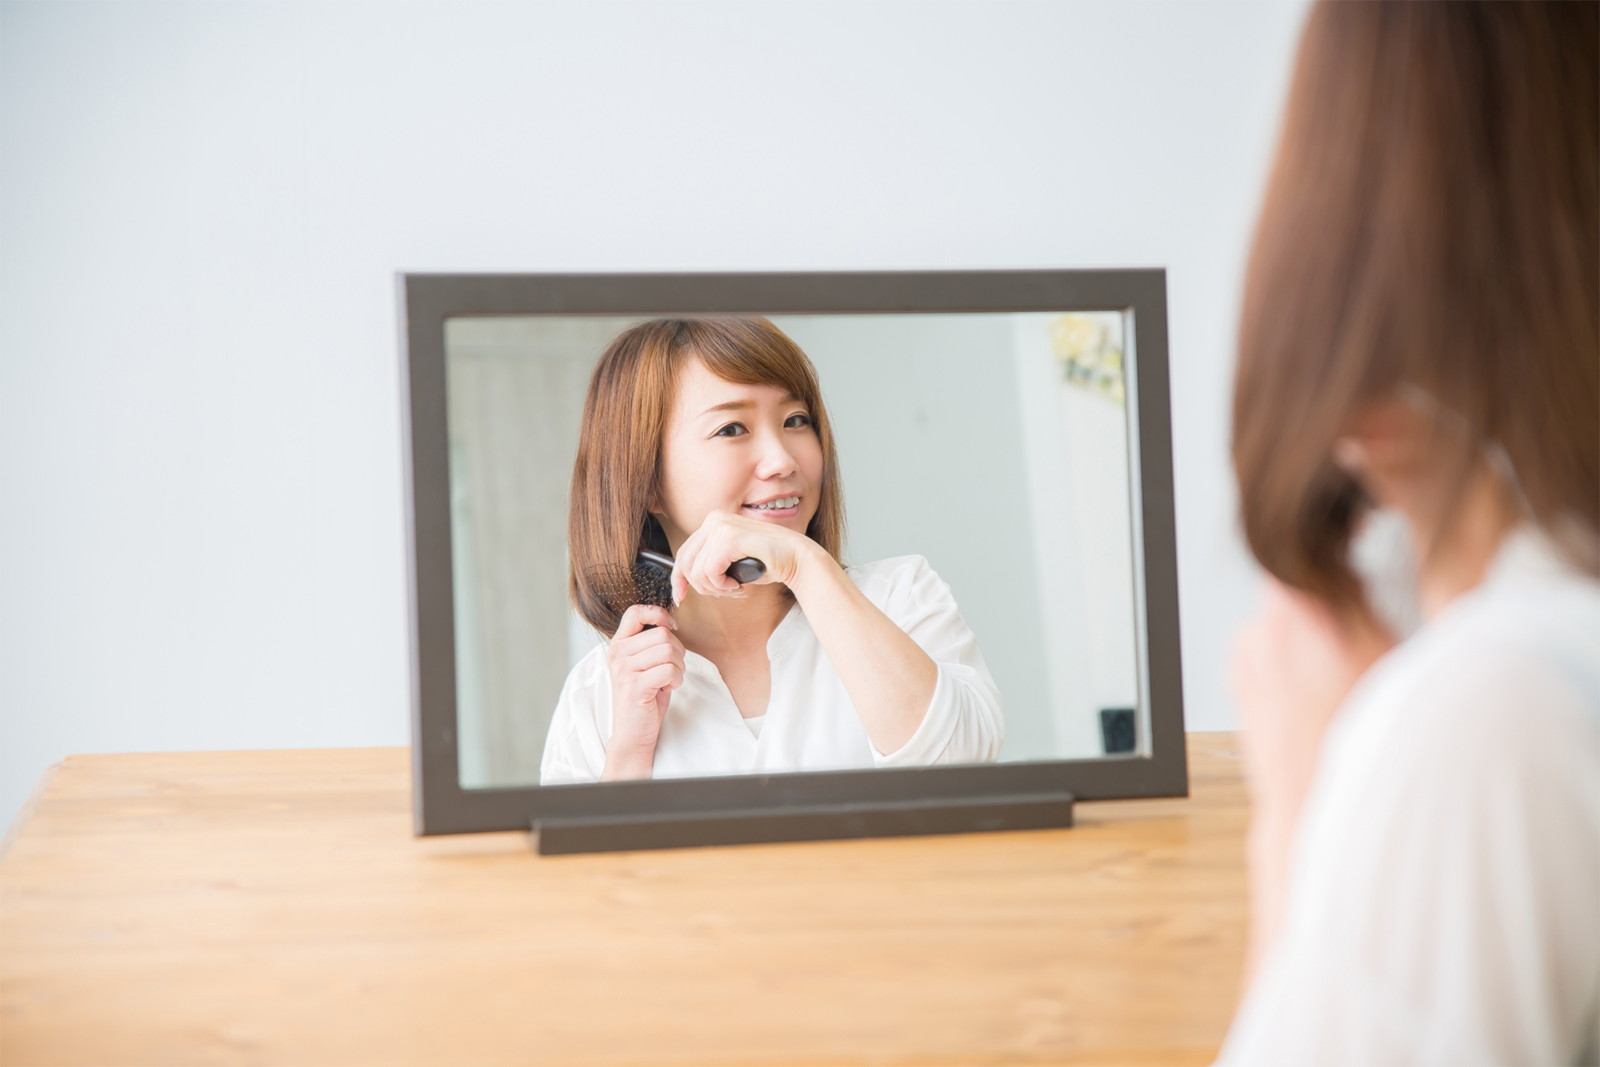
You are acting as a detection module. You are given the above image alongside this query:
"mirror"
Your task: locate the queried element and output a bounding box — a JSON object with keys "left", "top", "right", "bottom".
{"left": 443, "top": 310, "right": 1147, "bottom": 791}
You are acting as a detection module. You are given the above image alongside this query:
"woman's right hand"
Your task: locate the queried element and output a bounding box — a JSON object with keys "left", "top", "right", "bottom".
{"left": 599, "top": 605, "right": 686, "bottom": 781}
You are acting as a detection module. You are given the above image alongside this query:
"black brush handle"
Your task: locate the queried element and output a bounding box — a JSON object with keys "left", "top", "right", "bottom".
{"left": 638, "top": 549, "right": 766, "bottom": 585}
{"left": 724, "top": 557, "right": 767, "bottom": 584}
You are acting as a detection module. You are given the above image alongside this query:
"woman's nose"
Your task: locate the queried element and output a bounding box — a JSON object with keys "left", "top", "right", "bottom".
{"left": 753, "top": 429, "right": 798, "bottom": 480}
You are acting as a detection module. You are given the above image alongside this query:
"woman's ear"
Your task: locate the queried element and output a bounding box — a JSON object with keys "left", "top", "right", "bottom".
{"left": 1333, "top": 400, "right": 1437, "bottom": 517}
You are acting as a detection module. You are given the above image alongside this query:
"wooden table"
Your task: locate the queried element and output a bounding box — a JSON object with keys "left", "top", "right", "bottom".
{"left": 0, "top": 733, "right": 1249, "bottom": 1066}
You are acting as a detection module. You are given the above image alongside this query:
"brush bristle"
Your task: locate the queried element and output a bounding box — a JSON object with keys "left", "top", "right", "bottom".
{"left": 587, "top": 559, "right": 674, "bottom": 616}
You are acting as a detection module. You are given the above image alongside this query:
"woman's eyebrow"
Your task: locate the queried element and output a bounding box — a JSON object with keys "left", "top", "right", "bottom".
{"left": 696, "top": 393, "right": 801, "bottom": 418}
{"left": 698, "top": 399, "right": 755, "bottom": 417}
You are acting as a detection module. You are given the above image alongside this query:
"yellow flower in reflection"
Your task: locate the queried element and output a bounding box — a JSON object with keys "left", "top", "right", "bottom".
{"left": 1049, "top": 313, "right": 1125, "bottom": 404}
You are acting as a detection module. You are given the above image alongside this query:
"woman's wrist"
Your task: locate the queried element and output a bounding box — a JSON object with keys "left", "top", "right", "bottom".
{"left": 1244, "top": 806, "right": 1300, "bottom": 976}
{"left": 1248, "top": 808, "right": 1297, "bottom": 863}
{"left": 601, "top": 726, "right": 656, "bottom": 783}
{"left": 780, "top": 536, "right": 844, "bottom": 604}
{"left": 600, "top": 740, "right": 655, "bottom": 781}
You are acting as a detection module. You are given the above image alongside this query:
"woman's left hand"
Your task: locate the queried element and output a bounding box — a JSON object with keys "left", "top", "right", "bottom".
{"left": 1232, "top": 578, "right": 1394, "bottom": 971}
{"left": 1233, "top": 581, "right": 1392, "bottom": 829}
{"left": 670, "top": 509, "right": 821, "bottom": 604}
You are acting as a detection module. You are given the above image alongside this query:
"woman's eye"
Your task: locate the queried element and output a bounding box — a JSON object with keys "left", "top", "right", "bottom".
{"left": 714, "top": 423, "right": 748, "bottom": 438}
{"left": 784, "top": 413, "right": 813, "bottom": 429}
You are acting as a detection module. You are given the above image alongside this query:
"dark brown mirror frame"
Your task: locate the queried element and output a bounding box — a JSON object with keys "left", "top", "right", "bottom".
{"left": 398, "top": 270, "right": 1186, "bottom": 852}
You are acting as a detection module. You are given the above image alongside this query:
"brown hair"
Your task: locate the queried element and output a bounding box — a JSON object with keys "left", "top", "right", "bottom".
{"left": 1233, "top": 0, "right": 1599, "bottom": 608}
{"left": 568, "top": 317, "right": 846, "bottom": 635}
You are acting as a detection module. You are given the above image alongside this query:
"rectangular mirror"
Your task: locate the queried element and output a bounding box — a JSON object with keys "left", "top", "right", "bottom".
{"left": 401, "top": 272, "right": 1185, "bottom": 848}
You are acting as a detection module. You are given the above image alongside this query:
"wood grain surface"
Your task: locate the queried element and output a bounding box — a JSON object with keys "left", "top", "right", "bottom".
{"left": 0, "top": 733, "right": 1249, "bottom": 1066}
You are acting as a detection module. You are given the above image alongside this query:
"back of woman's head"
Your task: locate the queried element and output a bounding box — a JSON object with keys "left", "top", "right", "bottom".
{"left": 567, "top": 317, "right": 844, "bottom": 636}
{"left": 1233, "top": 1, "right": 1599, "bottom": 607}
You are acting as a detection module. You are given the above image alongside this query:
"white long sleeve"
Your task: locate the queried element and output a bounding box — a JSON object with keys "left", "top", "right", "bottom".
{"left": 856, "top": 554, "right": 1005, "bottom": 767}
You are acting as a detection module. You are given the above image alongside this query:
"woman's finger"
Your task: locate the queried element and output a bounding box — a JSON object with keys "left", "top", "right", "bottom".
{"left": 613, "top": 604, "right": 676, "bottom": 639}
{"left": 716, "top": 511, "right": 785, "bottom": 587}
{"left": 710, "top": 523, "right": 750, "bottom": 592}
{"left": 687, "top": 516, "right": 748, "bottom": 598}
{"left": 610, "top": 635, "right": 684, "bottom": 682}
{"left": 675, "top": 522, "right": 723, "bottom": 601}
{"left": 672, "top": 509, "right": 800, "bottom": 602}
{"left": 639, "top": 662, "right": 684, "bottom": 693}
{"left": 671, "top": 526, "right": 708, "bottom": 606}
{"left": 612, "top": 621, "right": 683, "bottom": 655}
{"left": 619, "top": 638, "right": 685, "bottom": 674}
{"left": 692, "top": 542, "right": 742, "bottom": 598}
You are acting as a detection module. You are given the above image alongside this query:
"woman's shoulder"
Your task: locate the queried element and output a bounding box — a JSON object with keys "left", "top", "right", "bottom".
{"left": 1396, "top": 533, "right": 1600, "bottom": 728}
{"left": 838, "top": 555, "right": 971, "bottom": 639}
{"left": 1324, "top": 535, "right": 1600, "bottom": 806}
{"left": 1278, "top": 550, "right": 1599, "bottom": 927}
{"left": 844, "top": 553, "right": 939, "bottom": 584}
{"left": 556, "top": 642, "right": 611, "bottom": 710}
{"left": 844, "top": 555, "right": 950, "bottom": 605}
{"left": 540, "top": 643, "right": 611, "bottom": 784}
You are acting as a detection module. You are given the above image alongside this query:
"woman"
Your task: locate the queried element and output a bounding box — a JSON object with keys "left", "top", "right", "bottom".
{"left": 1222, "top": 3, "right": 1598, "bottom": 1063}
{"left": 540, "top": 317, "right": 1004, "bottom": 783}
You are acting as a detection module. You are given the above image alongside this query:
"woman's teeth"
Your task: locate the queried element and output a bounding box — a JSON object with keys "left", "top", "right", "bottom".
{"left": 747, "top": 496, "right": 800, "bottom": 511}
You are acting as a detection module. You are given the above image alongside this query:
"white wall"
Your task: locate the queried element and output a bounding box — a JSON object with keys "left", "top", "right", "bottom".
{"left": 0, "top": 0, "right": 1308, "bottom": 832}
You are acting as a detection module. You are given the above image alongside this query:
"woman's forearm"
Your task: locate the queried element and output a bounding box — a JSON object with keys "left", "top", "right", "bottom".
{"left": 785, "top": 542, "right": 938, "bottom": 755}
{"left": 1245, "top": 809, "right": 1297, "bottom": 981}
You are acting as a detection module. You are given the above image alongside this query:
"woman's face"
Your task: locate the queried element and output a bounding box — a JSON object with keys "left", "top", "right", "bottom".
{"left": 652, "top": 357, "right": 824, "bottom": 551}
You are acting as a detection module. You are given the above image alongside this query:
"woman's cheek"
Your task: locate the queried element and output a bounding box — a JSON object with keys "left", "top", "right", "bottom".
{"left": 706, "top": 448, "right": 752, "bottom": 516}
{"left": 800, "top": 438, "right": 825, "bottom": 497}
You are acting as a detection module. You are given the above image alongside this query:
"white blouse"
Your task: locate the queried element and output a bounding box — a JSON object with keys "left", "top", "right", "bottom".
{"left": 1220, "top": 528, "right": 1600, "bottom": 1065}
{"left": 539, "top": 555, "right": 1005, "bottom": 784}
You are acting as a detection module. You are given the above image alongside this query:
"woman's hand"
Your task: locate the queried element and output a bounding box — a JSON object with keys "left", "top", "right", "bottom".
{"left": 600, "top": 605, "right": 686, "bottom": 781}
{"left": 669, "top": 509, "right": 822, "bottom": 603}
{"left": 1232, "top": 579, "right": 1393, "bottom": 972}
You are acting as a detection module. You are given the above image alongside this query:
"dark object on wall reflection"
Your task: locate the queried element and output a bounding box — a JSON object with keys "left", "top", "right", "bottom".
{"left": 1101, "top": 708, "right": 1136, "bottom": 754}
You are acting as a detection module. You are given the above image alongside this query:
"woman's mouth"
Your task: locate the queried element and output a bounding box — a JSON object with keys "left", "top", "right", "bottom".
{"left": 744, "top": 495, "right": 800, "bottom": 517}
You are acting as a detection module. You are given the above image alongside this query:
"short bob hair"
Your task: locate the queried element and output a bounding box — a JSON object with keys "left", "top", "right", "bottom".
{"left": 1233, "top": 1, "right": 1599, "bottom": 610}
{"left": 568, "top": 317, "right": 845, "bottom": 636}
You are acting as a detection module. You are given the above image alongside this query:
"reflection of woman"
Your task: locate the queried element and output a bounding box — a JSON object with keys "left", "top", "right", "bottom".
{"left": 540, "top": 318, "right": 1003, "bottom": 784}
{"left": 1221, "top": 4, "right": 1597, "bottom": 1063}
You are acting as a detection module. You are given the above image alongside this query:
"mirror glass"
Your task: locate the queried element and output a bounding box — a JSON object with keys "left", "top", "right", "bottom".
{"left": 444, "top": 312, "right": 1146, "bottom": 790}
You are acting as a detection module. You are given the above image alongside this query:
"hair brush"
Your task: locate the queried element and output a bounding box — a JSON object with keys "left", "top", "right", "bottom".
{"left": 587, "top": 550, "right": 767, "bottom": 619}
